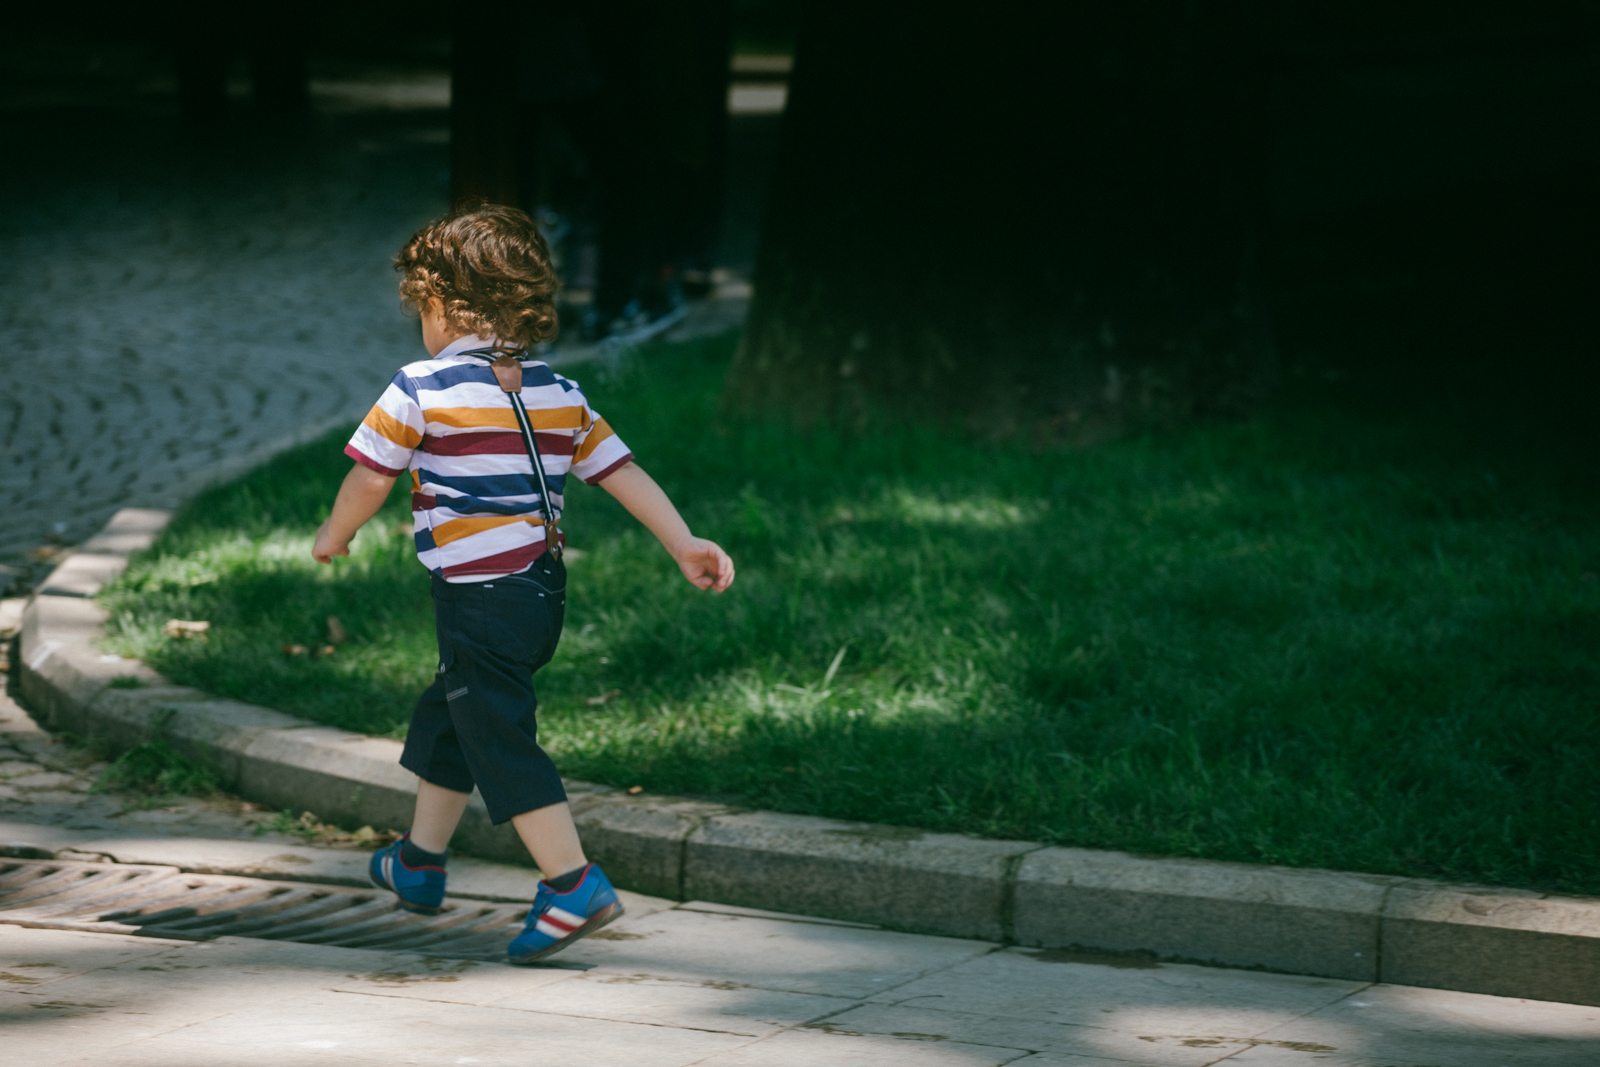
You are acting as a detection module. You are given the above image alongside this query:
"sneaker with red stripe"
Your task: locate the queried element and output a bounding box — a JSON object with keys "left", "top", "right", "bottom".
{"left": 507, "top": 863, "right": 625, "bottom": 965}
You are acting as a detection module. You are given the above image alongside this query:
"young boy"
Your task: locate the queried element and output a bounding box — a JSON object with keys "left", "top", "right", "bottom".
{"left": 311, "top": 205, "right": 734, "bottom": 964}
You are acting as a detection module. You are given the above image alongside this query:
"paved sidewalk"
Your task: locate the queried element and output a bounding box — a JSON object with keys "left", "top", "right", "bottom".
{"left": 5, "top": 879, "right": 1600, "bottom": 1066}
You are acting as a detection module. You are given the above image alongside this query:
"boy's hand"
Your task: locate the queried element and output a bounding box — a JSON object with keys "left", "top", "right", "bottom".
{"left": 312, "top": 520, "right": 351, "bottom": 564}
{"left": 313, "top": 464, "right": 397, "bottom": 564}
{"left": 597, "top": 463, "right": 735, "bottom": 592}
{"left": 671, "top": 536, "right": 736, "bottom": 593}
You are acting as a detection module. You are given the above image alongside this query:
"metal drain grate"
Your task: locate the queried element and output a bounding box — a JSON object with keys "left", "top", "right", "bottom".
{"left": 0, "top": 859, "right": 530, "bottom": 961}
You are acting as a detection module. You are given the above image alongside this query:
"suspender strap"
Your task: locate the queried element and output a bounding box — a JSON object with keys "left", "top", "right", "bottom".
{"left": 471, "top": 349, "right": 563, "bottom": 562}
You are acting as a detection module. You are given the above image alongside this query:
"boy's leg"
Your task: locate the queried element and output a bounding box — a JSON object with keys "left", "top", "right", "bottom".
{"left": 411, "top": 780, "right": 472, "bottom": 854}
{"left": 511, "top": 801, "right": 587, "bottom": 879}
{"left": 398, "top": 579, "right": 485, "bottom": 843}
{"left": 423, "top": 564, "right": 625, "bottom": 961}
{"left": 508, "top": 801, "right": 625, "bottom": 964}
{"left": 371, "top": 592, "right": 480, "bottom": 912}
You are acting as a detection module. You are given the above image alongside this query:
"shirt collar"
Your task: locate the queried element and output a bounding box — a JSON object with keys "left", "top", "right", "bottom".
{"left": 434, "top": 334, "right": 504, "bottom": 361}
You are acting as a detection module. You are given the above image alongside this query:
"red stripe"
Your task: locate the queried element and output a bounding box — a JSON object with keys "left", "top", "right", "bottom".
{"left": 540, "top": 913, "right": 579, "bottom": 933}
{"left": 581, "top": 452, "right": 635, "bottom": 486}
{"left": 439, "top": 539, "right": 549, "bottom": 579}
{"left": 412, "top": 493, "right": 437, "bottom": 512}
{"left": 346, "top": 444, "right": 404, "bottom": 478}
{"left": 425, "top": 432, "right": 573, "bottom": 457}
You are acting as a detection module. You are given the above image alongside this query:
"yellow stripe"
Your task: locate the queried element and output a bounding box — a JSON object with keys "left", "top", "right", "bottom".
{"left": 364, "top": 406, "right": 422, "bottom": 449}
{"left": 429, "top": 515, "right": 544, "bottom": 547}
{"left": 410, "top": 470, "right": 421, "bottom": 491}
{"left": 425, "top": 405, "right": 586, "bottom": 431}
{"left": 573, "top": 418, "right": 616, "bottom": 463}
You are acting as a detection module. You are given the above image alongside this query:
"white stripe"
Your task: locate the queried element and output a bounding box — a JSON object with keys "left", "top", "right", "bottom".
{"left": 544, "top": 905, "right": 584, "bottom": 928}
{"left": 535, "top": 918, "right": 573, "bottom": 939}
{"left": 382, "top": 853, "right": 394, "bottom": 888}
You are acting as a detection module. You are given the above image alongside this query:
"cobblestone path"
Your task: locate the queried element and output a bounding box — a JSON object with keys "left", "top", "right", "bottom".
{"left": 0, "top": 87, "right": 451, "bottom": 565}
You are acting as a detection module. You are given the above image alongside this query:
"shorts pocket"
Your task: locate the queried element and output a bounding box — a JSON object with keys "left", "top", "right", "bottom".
{"left": 486, "top": 586, "right": 564, "bottom": 670}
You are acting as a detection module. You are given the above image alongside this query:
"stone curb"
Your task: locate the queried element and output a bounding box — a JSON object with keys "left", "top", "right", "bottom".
{"left": 12, "top": 507, "right": 1600, "bottom": 1006}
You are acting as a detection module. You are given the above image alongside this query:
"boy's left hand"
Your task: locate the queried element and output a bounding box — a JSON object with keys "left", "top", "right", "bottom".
{"left": 672, "top": 537, "right": 736, "bottom": 593}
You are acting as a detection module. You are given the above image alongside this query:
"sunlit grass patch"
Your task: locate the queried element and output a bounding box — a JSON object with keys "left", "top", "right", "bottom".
{"left": 99, "top": 332, "right": 1600, "bottom": 894}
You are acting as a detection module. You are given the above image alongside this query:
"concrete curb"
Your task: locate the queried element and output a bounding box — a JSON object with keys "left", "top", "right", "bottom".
{"left": 13, "top": 507, "right": 1600, "bottom": 1006}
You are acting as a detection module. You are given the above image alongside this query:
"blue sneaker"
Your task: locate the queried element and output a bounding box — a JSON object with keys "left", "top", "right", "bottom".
{"left": 369, "top": 833, "right": 447, "bottom": 914}
{"left": 507, "top": 864, "right": 625, "bottom": 965}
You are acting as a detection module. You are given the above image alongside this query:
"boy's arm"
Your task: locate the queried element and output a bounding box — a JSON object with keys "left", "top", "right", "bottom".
{"left": 597, "top": 462, "right": 735, "bottom": 592}
{"left": 312, "top": 464, "right": 398, "bottom": 563}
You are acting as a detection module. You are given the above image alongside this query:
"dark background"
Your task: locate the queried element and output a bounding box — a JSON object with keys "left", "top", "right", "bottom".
{"left": 6, "top": 1, "right": 1597, "bottom": 447}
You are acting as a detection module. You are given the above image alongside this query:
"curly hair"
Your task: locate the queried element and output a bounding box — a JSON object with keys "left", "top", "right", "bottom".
{"left": 395, "top": 204, "right": 560, "bottom": 348}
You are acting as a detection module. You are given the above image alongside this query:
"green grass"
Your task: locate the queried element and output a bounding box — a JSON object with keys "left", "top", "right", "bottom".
{"left": 93, "top": 741, "right": 220, "bottom": 799}
{"left": 100, "top": 333, "right": 1600, "bottom": 894}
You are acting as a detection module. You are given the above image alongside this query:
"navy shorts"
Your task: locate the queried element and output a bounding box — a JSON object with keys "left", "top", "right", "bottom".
{"left": 400, "top": 555, "right": 568, "bottom": 824}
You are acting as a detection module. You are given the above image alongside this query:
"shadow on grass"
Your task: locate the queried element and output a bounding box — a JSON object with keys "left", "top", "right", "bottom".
{"left": 99, "top": 332, "right": 1600, "bottom": 894}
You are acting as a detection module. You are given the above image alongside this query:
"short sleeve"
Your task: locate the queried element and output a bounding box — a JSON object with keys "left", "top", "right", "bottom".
{"left": 569, "top": 397, "right": 633, "bottom": 485}
{"left": 345, "top": 372, "right": 424, "bottom": 477}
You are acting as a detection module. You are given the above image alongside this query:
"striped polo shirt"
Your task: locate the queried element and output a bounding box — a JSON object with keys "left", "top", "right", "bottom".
{"left": 345, "top": 334, "right": 633, "bottom": 581}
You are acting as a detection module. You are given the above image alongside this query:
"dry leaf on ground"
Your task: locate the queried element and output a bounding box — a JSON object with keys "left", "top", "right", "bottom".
{"left": 162, "top": 619, "right": 210, "bottom": 640}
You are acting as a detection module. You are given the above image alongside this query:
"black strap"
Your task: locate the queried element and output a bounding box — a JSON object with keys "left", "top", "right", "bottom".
{"left": 461, "top": 347, "right": 562, "bottom": 562}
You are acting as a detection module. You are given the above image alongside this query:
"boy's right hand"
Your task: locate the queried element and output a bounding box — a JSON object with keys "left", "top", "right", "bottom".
{"left": 672, "top": 537, "right": 736, "bottom": 593}
{"left": 312, "top": 520, "right": 350, "bottom": 565}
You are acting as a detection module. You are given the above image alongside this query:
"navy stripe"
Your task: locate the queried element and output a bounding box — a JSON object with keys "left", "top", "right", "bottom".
{"left": 419, "top": 469, "right": 568, "bottom": 497}
{"left": 414, "top": 528, "right": 437, "bottom": 552}
{"left": 389, "top": 370, "right": 420, "bottom": 403}
{"left": 411, "top": 363, "right": 495, "bottom": 390}
{"left": 411, "top": 360, "right": 561, "bottom": 392}
{"left": 521, "top": 363, "right": 561, "bottom": 388}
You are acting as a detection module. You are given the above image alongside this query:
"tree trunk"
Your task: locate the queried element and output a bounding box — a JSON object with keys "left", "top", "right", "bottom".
{"left": 728, "top": 2, "right": 1275, "bottom": 436}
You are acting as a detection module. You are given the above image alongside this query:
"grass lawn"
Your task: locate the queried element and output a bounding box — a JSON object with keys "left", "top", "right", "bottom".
{"left": 100, "top": 333, "right": 1600, "bottom": 894}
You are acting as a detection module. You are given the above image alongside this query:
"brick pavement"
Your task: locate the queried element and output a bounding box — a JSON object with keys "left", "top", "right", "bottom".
{"left": 0, "top": 73, "right": 759, "bottom": 587}
{"left": 0, "top": 76, "right": 453, "bottom": 567}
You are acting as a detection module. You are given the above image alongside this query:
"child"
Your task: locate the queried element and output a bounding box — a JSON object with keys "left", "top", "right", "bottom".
{"left": 311, "top": 205, "right": 734, "bottom": 964}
